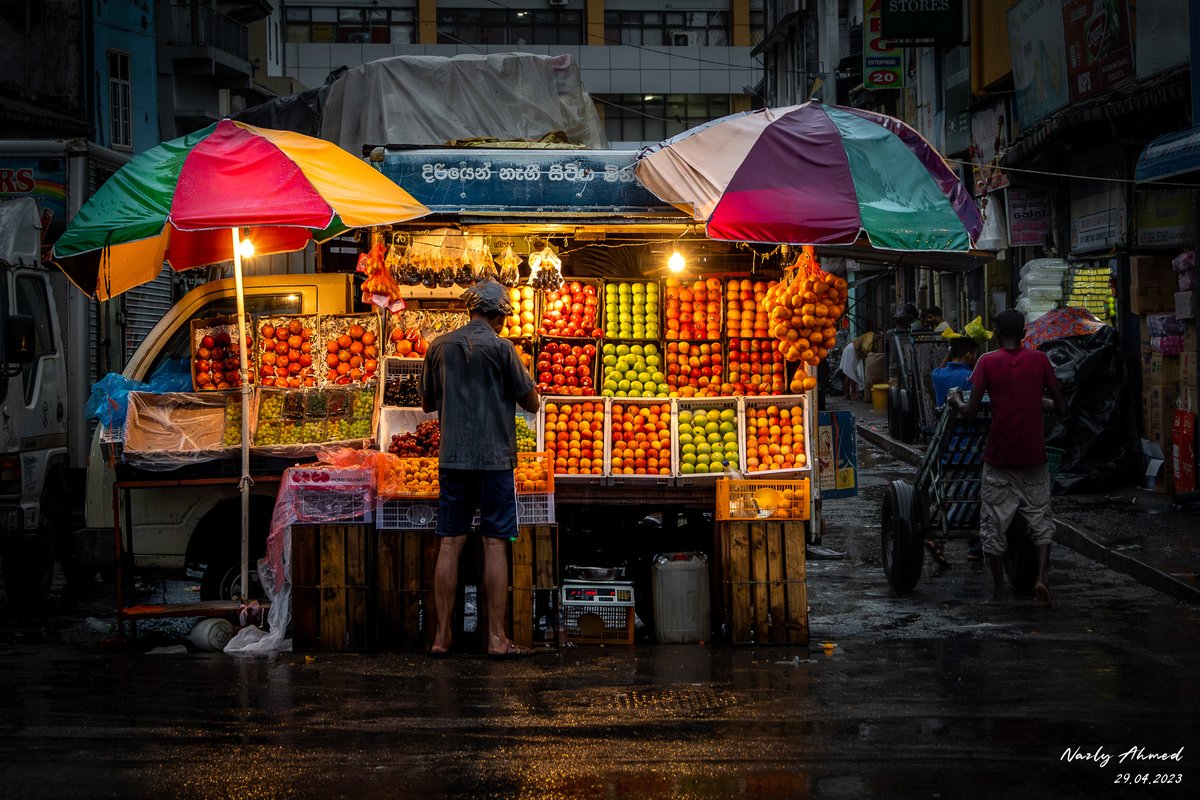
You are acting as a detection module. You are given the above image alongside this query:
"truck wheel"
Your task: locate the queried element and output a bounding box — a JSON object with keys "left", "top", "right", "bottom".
{"left": 881, "top": 480, "right": 926, "bottom": 593}
{"left": 200, "top": 557, "right": 263, "bottom": 602}
{"left": 1, "top": 525, "right": 54, "bottom": 612}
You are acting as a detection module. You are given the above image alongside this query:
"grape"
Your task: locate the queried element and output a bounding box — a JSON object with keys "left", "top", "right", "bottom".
{"left": 515, "top": 416, "right": 537, "bottom": 453}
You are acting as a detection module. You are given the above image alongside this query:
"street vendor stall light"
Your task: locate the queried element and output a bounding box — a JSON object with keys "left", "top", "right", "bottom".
{"left": 238, "top": 236, "right": 255, "bottom": 259}
{"left": 668, "top": 251, "right": 685, "bottom": 273}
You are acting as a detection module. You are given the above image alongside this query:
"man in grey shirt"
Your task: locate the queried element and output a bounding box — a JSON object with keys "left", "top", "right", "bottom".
{"left": 420, "top": 279, "right": 540, "bottom": 657}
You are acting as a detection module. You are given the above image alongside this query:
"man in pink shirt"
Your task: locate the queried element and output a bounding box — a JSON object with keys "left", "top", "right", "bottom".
{"left": 950, "top": 310, "right": 1067, "bottom": 605}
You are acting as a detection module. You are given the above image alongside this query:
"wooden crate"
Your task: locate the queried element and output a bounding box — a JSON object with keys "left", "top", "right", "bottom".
{"left": 717, "top": 521, "right": 807, "bottom": 645}
{"left": 374, "top": 529, "right": 439, "bottom": 651}
{"left": 371, "top": 525, "right": 558, "bottom": 651}
{"left": 292, "top": 524, "right": 373, "bottom": 652}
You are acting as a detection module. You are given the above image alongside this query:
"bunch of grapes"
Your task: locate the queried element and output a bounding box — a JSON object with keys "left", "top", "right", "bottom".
{"left": 415, "top": 420, "right": 441, "bottom": 455}
{"left": 384, "top": 374, "right": 421, "bottom": 406}
{"left": 389, "top": 420, "right": 441, "bottom": 456}
{"left": 515, "top": 416, "right": 537, "bottom": 453}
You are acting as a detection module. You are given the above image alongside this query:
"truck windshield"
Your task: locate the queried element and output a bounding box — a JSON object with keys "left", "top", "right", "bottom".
{"left": 141, "top": 293, "right": 304, "bottom": 381}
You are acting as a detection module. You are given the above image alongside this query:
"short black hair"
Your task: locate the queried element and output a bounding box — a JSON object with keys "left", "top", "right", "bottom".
{"left": 948, "top": 337, "right": 978, "bottom": 359}
{"left": 995, "top": 309, "right": 1025, "bottom": 340}
{"left": 923, "top": 306, "right": 943, "bottom": 318}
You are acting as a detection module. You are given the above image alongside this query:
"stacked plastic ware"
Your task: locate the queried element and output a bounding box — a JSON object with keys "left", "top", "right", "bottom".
{"left": 1016, "top": 259, "right": 1068, "bottom": 322}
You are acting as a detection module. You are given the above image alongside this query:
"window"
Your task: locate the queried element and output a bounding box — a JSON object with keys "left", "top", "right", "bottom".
{"left": 143, "top": 294, "right": 305, "bottom": 383}
{"left": 286, "top": 6, "right": 416, "bottom": 44}
{"left": 436, "top": 9, "right": 583, "bottom": 46}
{"left": 14, "top": 276, "right": 56, "bottom": 405}
{"left": 604, "top": 10, "right": 729, "bottom": 47}
{"left": 108, "top": 51, "right": 132, "bottom": 150}
{"left": 600, "top": 94, "right": 732, "bottom": 145}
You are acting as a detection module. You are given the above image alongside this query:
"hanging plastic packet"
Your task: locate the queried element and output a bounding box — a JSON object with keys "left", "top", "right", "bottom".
{"left": 528, "top": 244, "right": 563, "bottom": 291}
{"left": 496, "top": 244, "right": 522, "bottom": 287}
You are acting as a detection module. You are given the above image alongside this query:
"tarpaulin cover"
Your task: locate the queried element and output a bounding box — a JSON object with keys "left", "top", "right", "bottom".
{"left": 240, "top": 448, "right": 380, "bottom": 655}
{"left": 1041, "top": 326, "right": 1143, "bottom": 493}
{"left": 1021, "top": 307, "right": 1106, "bottom": 350}
{"left": 85, "top": 373, "right": 149, "bottom": 432}
{"left": 320, "top": 53, "right": 607, "bottom": 151}
{"left": 121, "top": 391, "right": 232, "bottom": 469}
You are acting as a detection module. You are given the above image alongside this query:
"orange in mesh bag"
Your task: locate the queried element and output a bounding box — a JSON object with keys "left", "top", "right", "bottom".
{"left": 762, "top": 246, "right": 848, "bottom": 386}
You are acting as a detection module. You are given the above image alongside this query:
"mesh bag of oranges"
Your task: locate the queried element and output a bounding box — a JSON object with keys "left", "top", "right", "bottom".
{"left": 377, "top": 455, "right": 440, "bottom": 498}
{"left": 763, "top": 246, "right": 848, "bottom": 391}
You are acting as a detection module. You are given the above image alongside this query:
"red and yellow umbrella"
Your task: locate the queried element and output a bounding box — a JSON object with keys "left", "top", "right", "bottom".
{"left": 53, "top": 118, "right": 429, "bottom": 300}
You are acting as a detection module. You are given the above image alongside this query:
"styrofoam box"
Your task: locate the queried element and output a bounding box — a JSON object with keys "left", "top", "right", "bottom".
{"left": 672, "top": 396, "right": 745, "bottom": 486}
{"left": 606, "top": 398, "right": 674, "bottom": 486}
{"left": 377, "top": 406, "right": 437, "bottom": 452}
{"left": 742, "top": 394, "right": 814, "bottom": 478}
{"left": 537, "top": 395, "right": 609, "bottom": 482}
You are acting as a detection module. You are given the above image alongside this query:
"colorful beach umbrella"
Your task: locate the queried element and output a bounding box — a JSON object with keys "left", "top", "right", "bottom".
{"left": 53, "top": 118, "right": 429, "bottom": 300}
{"left": 635, "top": 102, "right": 984, "bottom": 253}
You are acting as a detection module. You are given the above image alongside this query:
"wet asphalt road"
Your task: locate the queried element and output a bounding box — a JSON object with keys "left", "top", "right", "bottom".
{"left": 1, "top": 441, "right": 1198, "bottom": 799}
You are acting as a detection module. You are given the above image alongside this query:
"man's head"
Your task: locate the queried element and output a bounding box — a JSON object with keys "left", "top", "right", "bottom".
{"left": 461, "top": 278, "right": 512, "bottom": 333}
{"left": 947, "top": 336, "right": 978, "bottom": 365}
{"left": 922, "top": 306, "right": 943, "bottom": 328}
{"left": 994, "top": 309, "right": 1026, "bottom": 343}
{"left": 895, "top": 303, "right": 920, "bottom": 327}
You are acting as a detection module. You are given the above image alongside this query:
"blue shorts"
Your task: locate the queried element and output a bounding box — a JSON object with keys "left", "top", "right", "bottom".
{"left": 436, "top": 469, "right": 518, "bottom": 539}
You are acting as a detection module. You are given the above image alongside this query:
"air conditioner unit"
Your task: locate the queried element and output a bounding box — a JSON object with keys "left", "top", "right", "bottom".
{"left": 549, "top": 0, "right": 568, "bottom": 6}
{"left": 670, "top": 30, "right": 701, "bottom": 47}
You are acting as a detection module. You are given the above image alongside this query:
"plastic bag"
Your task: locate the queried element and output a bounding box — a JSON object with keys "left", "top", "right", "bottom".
{"left": 145, "top": 359, "right": 194, "bottom": 393}
{"left": 1147, "top": 314, "right": 1185, "bottom": 355}
{"left": 85, "top": 373, "right": 149, "bottom": 431}
{"left": 1172, "top": 250, "right": 1195, "bottom": 274}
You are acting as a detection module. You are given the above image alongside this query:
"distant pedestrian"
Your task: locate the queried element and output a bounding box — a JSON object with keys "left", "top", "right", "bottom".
{"left": 420, "top": 279, "right": 541, "bottom": 657}
{"left": 921, "top": 306, "right": 951, "bottom": 334}
{"left": 949, "top": 310, "right": 1067, "bottom": 605}
{"left": 931, "top": 337, "right": 978, "bottom": 408}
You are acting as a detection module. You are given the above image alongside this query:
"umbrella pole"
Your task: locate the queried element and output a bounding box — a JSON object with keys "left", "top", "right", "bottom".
{"left": 231, "top": 227, "right": 251, "bottom": 604}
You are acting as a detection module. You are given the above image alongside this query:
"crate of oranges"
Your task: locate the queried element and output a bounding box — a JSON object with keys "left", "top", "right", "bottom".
{"left": 378, "top": 455, "right": 440, "bottom": 499}
{"left": 714, "top": 478, "right": 810, "bottom": 521}
{"left": 514, "top": 452, "right": 554, "bottom": 494}
{"left": 743, "top": 396, "right": 811, "bottom": 476}
{"left": 607, "top": 401, "right": 672, "bottom": 483}
{"left": 540, "top": 397, "right": 607, "bottom": 481}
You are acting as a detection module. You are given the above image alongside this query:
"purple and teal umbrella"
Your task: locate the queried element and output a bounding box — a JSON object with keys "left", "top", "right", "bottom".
{"left": 635, "top": 102, "right": 984, "bottom": 252}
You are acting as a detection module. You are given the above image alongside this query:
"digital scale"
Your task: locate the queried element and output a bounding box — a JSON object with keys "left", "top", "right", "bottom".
{"left": 560, "top": 579, "right": 636, "bottom": 645}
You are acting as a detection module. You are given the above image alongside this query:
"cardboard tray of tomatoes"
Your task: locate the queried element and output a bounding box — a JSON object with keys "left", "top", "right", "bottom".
{"left": 191, "top": 313, "right": 253, "bottom": 392}
{"left": 319, "top": 313, "right": 382, "bottom": 387}
{"left": 256, "top": 315, "right": 319, "bottom": 389}
{"left": 538, "top": 278, "right": 603, "bottom": 339}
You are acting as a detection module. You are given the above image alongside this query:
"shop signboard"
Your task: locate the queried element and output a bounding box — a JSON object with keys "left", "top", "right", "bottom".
{"left": 1135, "top": 0, "right": 1190, "bottom": 79}
{"left": 0, "top": 156, "right": 67, "bottom": 256}
{"left": 1062, "top": 0, "right": 1134, "bottom": 102}
{"left": 1136, "top": 189, "right": 1196, "bottom": 249}
{"left": 863, "top": 0, "right": 904, "bottom": 90}
{"left": 879, "top": 0, "right": 961, "bottom": 44}
{"left": 1007, "top": 187, "right": 1052, "bottom": 247}
{"left": 379, "top": 149, "right": 671, "bottom": 215}
{"left": 1070, "top": 155, "right": 1126, "bottom": 254}
{"left": 817, "top": 411, "right": 858, "bottom": 499}
{"left": 1006, "top": 0, "right": 1070, "bottom": 129}
{"left": 942, "top": 46, "right": 971, "bottom": 155}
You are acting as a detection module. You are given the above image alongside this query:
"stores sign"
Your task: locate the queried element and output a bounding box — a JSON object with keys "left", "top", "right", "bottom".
{"left": 863, "top": 0, "right": 904, "bottom": 89}
{"left": 880, "top": 0, "right": 960, "bottom": 43}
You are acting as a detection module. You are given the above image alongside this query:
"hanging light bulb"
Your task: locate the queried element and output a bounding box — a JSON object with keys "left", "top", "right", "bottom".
{"left": 668, "top": 250, "right": 685, "bottom": 273}
{"left": 238, "top": 236, "right": 255, "bottom": 259}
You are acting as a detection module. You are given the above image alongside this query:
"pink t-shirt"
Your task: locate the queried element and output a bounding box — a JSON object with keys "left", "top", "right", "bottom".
{"left": 970, "top": 346, "right": 1059, "bottom": 467}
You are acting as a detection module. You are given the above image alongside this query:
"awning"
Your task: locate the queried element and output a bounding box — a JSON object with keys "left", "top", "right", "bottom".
{"left": 1136, "top": 127, "right": 1200, "bottom": 183}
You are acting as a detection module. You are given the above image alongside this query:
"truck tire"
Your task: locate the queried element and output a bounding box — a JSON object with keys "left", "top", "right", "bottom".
{"left": 200, "top": 556, "right": 262, "bottom": 602}
{"left": 193, "top": 500, "right": 273, "bottom": 602}
{"left": 1, "top": 524, "right": 54, "bottom": 613}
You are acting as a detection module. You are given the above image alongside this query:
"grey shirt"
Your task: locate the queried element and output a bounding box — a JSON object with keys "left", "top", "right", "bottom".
{"left": 419, "top": 319, "right": 535, "bottom": 470}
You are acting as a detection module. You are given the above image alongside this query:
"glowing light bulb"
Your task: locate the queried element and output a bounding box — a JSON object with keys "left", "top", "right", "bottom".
{"left": 238, "top": 237, "right": 255, "bottom": 258}
{"left": 667, "top": 251, "right": 685, "bottom": 273}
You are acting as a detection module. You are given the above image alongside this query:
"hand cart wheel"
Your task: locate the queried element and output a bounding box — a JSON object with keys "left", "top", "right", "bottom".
{"left": 887, "top": 386, "right": 918, "bottom": 444}
{"left": 1003, "top": 516, "right": 1040, "bottom": 596}
{"left": 881, "top": 479, "right": 928, "bottom": 592}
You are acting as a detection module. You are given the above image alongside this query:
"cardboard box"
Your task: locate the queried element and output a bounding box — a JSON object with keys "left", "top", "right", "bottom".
{"left": 1132, "top": 283, "right": 1177, "bottom": 314}
{"left": 1143, "top": 385, "right": 1180, "bottom": 439}
{"left": 1150, "top": 352, "right": 1180, "bottom": 383}
{"left": 1130, "top": 255, "right": 1176, "bottom": 289}
{"left": 1176, "top": 291, "right": 1195, "bottom": 320}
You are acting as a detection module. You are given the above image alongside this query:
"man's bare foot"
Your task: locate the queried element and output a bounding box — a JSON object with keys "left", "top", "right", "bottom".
{"left": 1034, "top": 583, "right": 1052, "bottom": 608}
{"left": 487, "top": 638, "right": 535, "bottom": 659}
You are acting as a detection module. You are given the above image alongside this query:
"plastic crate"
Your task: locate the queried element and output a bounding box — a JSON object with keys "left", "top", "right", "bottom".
{"left": 741, "top": 395, "right": 812, "bottom": 477}
{"left": 538, "top": 396, "right": 608, "bottom": 482}
{"left": 381, "top": 356, "right": 424, "bottom": 408}
{"left": 723, "top": 277, "right": 778, "bottom": 340}
{"left": 379, "top": 456, "right": 440, "bottom": 499}
{"left": 715, "top": 478, "right": 810, "bottom": 521}
{"left": 606, "top": 399, "right": 674, "bottom": 484}
{"left": 516, "top": 493, "right": 556, "bottom": 525}
{"left": 377, "top": 406, "right": 438, "bottom": 452}
{"left": 376, "top": 498, "right": 439, "bottom": 530}
{"left": 602, "top": 279, "right": 661, "bottom": 340}
{"left": 725, "top": 338, "right": 788, "bottom": 396}
{"left": 560, "top": 602, "right": 635, "bottom": 645}
{"left": 673, "top": 397, "right": 744, "bottom": 485}
{"left": 1046, "top": 446, "right": 1065, "bottom": 477}
{"left": 662, "top": 276, "right": 723, "bottom": 342}
{"left": 515, "top": 452, "right": 554, "bottom": 494}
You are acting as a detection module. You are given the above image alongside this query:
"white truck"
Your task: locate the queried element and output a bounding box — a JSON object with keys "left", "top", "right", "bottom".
{"left": 0, "top": 199, "right": 68, "bottom": 609}
{"left": 75, "top": 272, "right": 368, "bottom": 599}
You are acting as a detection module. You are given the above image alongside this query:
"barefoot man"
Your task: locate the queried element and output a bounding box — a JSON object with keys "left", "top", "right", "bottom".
{"left": 949, "top": 310, "right": 1067, "bottom": 605}
{"left": 420, "top": 279, "right": 540, "bottom": 656}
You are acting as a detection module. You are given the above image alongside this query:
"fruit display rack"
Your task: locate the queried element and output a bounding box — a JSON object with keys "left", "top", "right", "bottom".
{"left": 606, "top": 400, "right": 673, "bottom": 485}
{"left": 257, "top": 315, "right": 319, "bottom": 389}
{"left": 673, "top": 397, "right": 744, "bottom": 485}
{"left": 742, "top": 395, "right": 813, "bottom": 477}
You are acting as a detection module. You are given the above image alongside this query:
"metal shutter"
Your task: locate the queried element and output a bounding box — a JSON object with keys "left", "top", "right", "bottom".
{"left": 122, "top": 263, "right": 175, "bottom": 366}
